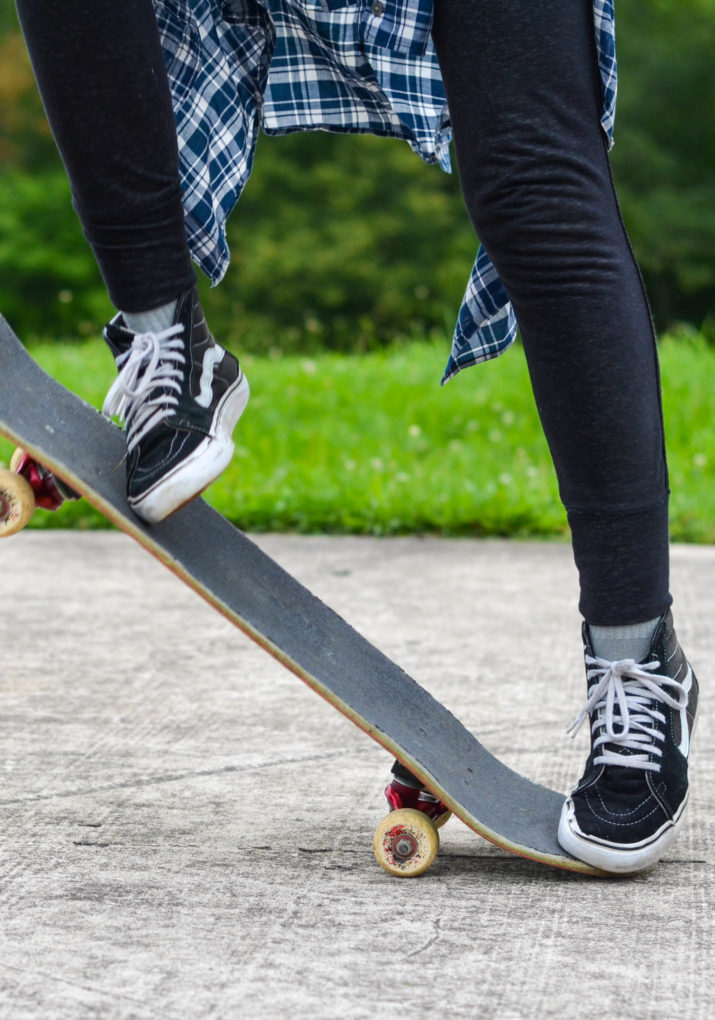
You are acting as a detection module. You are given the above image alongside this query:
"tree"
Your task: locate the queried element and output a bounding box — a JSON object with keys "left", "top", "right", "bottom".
{"left": 611, "top": 0, "right": 715, "bottom": 330}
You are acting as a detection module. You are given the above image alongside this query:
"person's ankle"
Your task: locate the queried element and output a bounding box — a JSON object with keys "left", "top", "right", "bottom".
{"left": 587, "top": 614, "right": 662, "bottom": 662}
{"left": 122, "top": 298, "right": 178, "bottom": 335}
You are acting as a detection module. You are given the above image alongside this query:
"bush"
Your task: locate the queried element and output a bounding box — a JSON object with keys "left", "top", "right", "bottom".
{"left": 199, "top": 131, "right": 474, "bottom": 352}
{"left": 0, "top": 170, "right": 112, "bottom": 336}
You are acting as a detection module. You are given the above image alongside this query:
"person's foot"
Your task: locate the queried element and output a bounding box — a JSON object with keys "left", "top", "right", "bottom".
{"left": 558, "top": 609, "right": 698, "bottom": 874}
{"left": 102, "top": 287, "right": 249, "bottom": 523}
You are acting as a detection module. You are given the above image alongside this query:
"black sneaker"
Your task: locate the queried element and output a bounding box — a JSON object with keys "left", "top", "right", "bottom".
{"left": 102, "top": 287, "right": 249, "bottom": 523}
{"left": 558, "top": 610, "right": 698, "bottom": 874}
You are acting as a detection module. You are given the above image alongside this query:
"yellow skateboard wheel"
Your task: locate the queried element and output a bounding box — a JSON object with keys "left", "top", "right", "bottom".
{"left": 0, "top": 468, "right": 36, "bottom": 537}
{"left": 10, "top": 447, "right": 26, "bottom": 473}
{"left": 373, "top": 808, "right": 440, "bottom": 877}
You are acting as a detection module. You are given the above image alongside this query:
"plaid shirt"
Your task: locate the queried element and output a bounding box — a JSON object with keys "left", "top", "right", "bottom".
{"left": 155, "top": 0, "right": 617, "bottom": 381}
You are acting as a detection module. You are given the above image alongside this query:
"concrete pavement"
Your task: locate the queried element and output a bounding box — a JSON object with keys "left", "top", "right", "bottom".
{"left": 1, "top": 533, "right": 713, "bottom": 1019}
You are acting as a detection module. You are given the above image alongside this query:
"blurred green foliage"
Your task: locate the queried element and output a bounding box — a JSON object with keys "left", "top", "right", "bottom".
{"left": 612, "top": 0, "right": 715, "bottom": 330}
{"left": 199, "top": 131, "right": 474, "bottom": 352}
{"left": 1, "top": 1, "right": 713, "bottom": 346}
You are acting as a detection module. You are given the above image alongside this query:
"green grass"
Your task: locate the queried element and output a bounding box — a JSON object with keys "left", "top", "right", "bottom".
{"left": 1, "top": 333, "right": 713, "bottom": 541}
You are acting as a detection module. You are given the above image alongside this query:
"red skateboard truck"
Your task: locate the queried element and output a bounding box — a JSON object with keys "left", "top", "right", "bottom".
{"left": 0, "top": 449, "right": 79, "bottom": 536}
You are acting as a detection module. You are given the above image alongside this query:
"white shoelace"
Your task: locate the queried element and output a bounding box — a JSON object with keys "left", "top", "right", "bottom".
{"left": 103, "top": 326, "right": 185, "bottom": 452}
{"left": 567, "top": 656, "right": 689, "bottom": 772}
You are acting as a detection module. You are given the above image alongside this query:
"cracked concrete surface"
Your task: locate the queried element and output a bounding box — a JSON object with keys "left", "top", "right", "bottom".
{"left": 0, "top": 532, "right": 713, "bottom": 1019}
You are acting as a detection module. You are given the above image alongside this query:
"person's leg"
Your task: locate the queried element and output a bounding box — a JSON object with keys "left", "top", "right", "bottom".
{"left": 15, "top": 0, "right": 249, "bottom": 523}
{"left": 15, "top": 0, "right": 195, "bottom": 312}
{"left": 432, "top": 0, "right": 669, "bottom": 629}
{"left": 420, "top": 0, "right": 698, "bottom": 873}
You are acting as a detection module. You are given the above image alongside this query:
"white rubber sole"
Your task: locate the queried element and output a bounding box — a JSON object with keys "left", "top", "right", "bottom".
{"left": 557, "top": 795, "right": 687, "bottom": 875}
{"left": 130, "top": 373, "right": 250, "bottom": 524}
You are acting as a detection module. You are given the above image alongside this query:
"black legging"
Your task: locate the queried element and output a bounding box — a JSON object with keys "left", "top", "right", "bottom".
{"left": 14, "top": 0, "right": 196, "bottom": 313}
{"left": 432, "top": 0, "right": 670, "bottom": 626}
{"left": 14, "top": 0, "right": 671, "bottom": 626}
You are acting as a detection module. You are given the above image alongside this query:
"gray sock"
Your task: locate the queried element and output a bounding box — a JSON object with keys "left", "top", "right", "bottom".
{"left": 122, "top": 299, "right": 178, "bottom": 335}
{"left": 589, "top": 616, "right": 662, "bottom": 663}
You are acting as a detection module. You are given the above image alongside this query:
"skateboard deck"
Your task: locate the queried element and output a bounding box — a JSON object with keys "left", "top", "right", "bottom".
{"left": 0, "top": 315, "right": 601, "bottom": 876}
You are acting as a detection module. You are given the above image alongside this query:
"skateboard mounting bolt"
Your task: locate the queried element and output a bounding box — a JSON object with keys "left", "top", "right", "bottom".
{"left": 391, "top": 832, "right": 418, "bottom": 860}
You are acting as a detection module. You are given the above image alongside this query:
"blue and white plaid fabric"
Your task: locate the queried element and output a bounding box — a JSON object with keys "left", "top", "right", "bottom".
{"left": 154, "top": 0, "right": 617, "bottom": 381}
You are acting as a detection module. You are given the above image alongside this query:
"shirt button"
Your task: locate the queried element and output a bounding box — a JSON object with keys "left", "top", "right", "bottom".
{"left": 371, "top": 1, "right": 385, "bottom": 15}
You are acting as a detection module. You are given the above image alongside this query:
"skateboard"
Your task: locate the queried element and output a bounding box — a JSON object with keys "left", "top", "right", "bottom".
{"left": 0, "top": 315, "right": 603, "bottom": 877}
